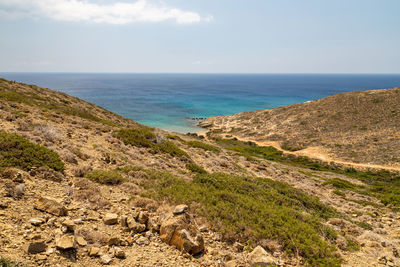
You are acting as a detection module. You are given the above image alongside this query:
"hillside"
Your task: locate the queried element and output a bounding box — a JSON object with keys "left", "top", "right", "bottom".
{"left": 1, "top": 78, "right": 400, "bottom": 267}
{"left": 200, "top": 88, "right": 400, "bottom": 168}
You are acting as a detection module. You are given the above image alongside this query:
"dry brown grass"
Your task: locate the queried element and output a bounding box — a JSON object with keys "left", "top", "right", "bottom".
{"left": 203, "top": 88, "right": 400, "bottom": 166}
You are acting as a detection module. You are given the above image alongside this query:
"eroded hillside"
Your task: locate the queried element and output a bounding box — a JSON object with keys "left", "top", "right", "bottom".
{"left": 1, "top": 79, "right": 400, "bottom": 267}
{"left": 201, "top": 88, "right": 400, "bottom": 168}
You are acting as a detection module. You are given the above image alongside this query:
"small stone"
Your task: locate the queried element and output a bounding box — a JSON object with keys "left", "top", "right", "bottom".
{"left": 0, "top": 202, "right": 9, "bottom": 209}
{"left": 173, "top": 204, "right": 188, "bottom": 215}
{"left": 248, "top": 246, "right": 276, "bottom": 266}
{"left": 378, "top": 256, "right": 387, "bottom": 264}
{"left": 137, "top": 211, "right": 149, "bottom": 224}
{"left": 224, "top": 260, "right": 238, "bottom": 267}
{"left": 120, "top": 215, "right": 128, "bottom": 227}
{"left": 14, "top": 183, "right": 25, "bottom": 198}
{"left": 233, "top": 242, "right": 244, "bottom": 252}
{"left": 136, "top": 236, "right": 149, "bottom": 246}
{"left": 76, "top": 236, "right": 87, "bottom": 246}
{"left": 393, "top": 248, "right": 399, "bottom": 258}
{"left": 61, "top": 219, "right": 75, "bottom": 232}
{"left": 199, "top": 224, "right": 209, "bottom": 232}
{"left": 56, "top": 235, "right": 75, "bottom": 250}
{"left": 114, "top": 247, "right": 126, "bottom": 259}
{"left": 126, "top": 218, "right": 146, "bottom": 233}
{"left": 29, "top": 218, "right": 45, "bottom": 226}
{"left": 108, "top": 237, "right": 121, "bottom": 246}
{"left": 73, "top": 218, "right": 83, "bottom": 224}
{"left": 100, "top": 254, "right": 113, "bottom": 265}
{"left": 23, "top": 241, "right": 47, "bottom": 254}
{"left": 36, "top": 254, "right": 47, "bottom": 260}
{"left": 89, "top": 247, "right": 100, "bottom": 257}
{"left": 147, "top": 216, "right": 160, "bottom": 233}
{"left": 103, "top": 213, "right": 118, "bottom": 225}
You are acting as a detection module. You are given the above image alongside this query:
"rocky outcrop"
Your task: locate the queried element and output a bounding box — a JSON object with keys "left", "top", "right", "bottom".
{"left": 160, "top": 205, "right": 204, "bottom": 255}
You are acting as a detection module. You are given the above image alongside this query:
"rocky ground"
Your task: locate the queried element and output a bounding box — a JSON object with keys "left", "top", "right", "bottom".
{"left": 0, "top": 167, "right": 288, "bottom": 267}
{"left": 1, "top": 79, "right": 400, "bottom": 266}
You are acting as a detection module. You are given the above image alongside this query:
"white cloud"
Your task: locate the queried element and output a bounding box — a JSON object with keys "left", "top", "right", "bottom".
{"left": 0, "top": 0, "right": 212, "bottom": 24}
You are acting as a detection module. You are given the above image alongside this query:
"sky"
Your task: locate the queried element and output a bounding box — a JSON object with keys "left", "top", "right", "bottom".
{"left": 0, "top": 0, "right": 399, "bottom": 73}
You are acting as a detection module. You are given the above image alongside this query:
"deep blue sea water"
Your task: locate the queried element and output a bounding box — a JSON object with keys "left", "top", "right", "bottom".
{"left": 1, "top": 73, "right": 400, "bottom": 133}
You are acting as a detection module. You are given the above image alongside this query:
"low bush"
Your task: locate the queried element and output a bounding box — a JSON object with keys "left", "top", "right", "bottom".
{"left": 323, "top": 178, "right": 357, "bottom": 190}
{"left": 186, "top": 163, "right": 207, "bottom": 174}
{"left": 0, "top": 257, "right": 26, "bottom": 267}
{"left": 142, "top": 171, "right": 341, "bottom": 266}
{"left": 216, "top": 138, "right": 400, "bottom": 207}
{"left": 115, "top": 128, "right": 190, "bottom": 160}
{"left": 0, "top": 131, "right": 64, "bottom": 172}
{"left": 153, "top": 141, "right": 189, "bottom": 159}
{"left": 85, "top": 169, "right": 125, "bottom": 185}
{"left": 113, "top": 128, "right": 156, "bottom": 148}
{"left": 186, "top": 140, "right": 220, "bottom": 153}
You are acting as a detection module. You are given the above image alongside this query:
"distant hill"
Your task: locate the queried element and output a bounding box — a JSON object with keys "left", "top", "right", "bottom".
{"left": 201, "top": 88, "right": 400, "bottom": 167}
{"left": 1, "top": 78, "right": 400, "bottom": 266}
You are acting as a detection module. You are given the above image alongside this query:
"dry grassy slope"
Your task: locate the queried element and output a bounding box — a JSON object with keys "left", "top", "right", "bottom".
{"left": 1, "top": 79, "right": 400, "bottom": 267}
{"left": 201, "top": 88, "right": 400, "bottom": 167}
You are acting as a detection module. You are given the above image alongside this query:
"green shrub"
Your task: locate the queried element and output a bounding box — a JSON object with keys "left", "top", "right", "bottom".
{"left": 0, "top": 257, "right": 26, "bottom": 267}
{"left": 85, "top": 169, "right": 125, "bottom": 184}
{"left": 344, "top": 237, "right": 360, "bottom": 252}
{"left": 166, "top": 135, "right": 184, "bottom": 141}
{"left": 0, "top": 131, "right": 64, "bottom": 172}
{"left": 333, "top": 189, "right": 346, "bottom": 197}
{"left": 153, "top": 141, "right": 189, "bottom": 159}
{"left": 113, "top": 128, "right": 156, "bottom": 148}
{"left": 115, "top": 128, "right": 190, "bottom": 160}
{"left": 216, "top": 138, "right": 283, "bottom": 161}
{"left": 186, "top": 141, "right": 221, "bottom": 153}
{"left": 186, "top": 140, "right": 220, "bottom": 153}
{"left": 323, "top": 178, "right": 357, "bottom": 190}
{"left": 186, "top": 163, "right": 207, "bottom": 174}
{"left": 142, "top": 171, "right": 341, "bottom": 266}
{"left": 215, "top": 138, "right": 400, "bottom": 207}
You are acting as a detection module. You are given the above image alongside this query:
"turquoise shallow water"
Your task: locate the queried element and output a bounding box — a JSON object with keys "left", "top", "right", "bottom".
{"left": 1, "top": 73, "right": 400, "bottom": 133}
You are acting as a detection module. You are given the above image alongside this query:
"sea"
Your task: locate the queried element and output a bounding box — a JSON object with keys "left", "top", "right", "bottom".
{"left": 1, "top": 73, "right": 400, "bottom": 133}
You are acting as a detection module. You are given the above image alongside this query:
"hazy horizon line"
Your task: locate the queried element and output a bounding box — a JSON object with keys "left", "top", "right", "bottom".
{"left": 1, "top": 72, "right": 400, "bottom": 75}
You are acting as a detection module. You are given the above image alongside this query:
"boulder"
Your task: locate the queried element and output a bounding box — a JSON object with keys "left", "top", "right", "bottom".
{"left": 35, "top": 197, "right": 67, "bottom": 216}
{"left": 56, "top": 235, "right": 75, "bottom": 250}
{"left": 160, "top": 211, "right": 204, "bottom": 255}
{"left": 248, "top": 246, "right": 276, "bottom": 266}
{"left": 23, "top": 241, "right": 47, "bottom": 254}
{"left": 103, "top": 213, "right": 118, "bottom": 225}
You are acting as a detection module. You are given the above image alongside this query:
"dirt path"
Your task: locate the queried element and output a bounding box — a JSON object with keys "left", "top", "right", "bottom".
{"left": 204, "top": 133, "right": 400, "bottom": 172}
